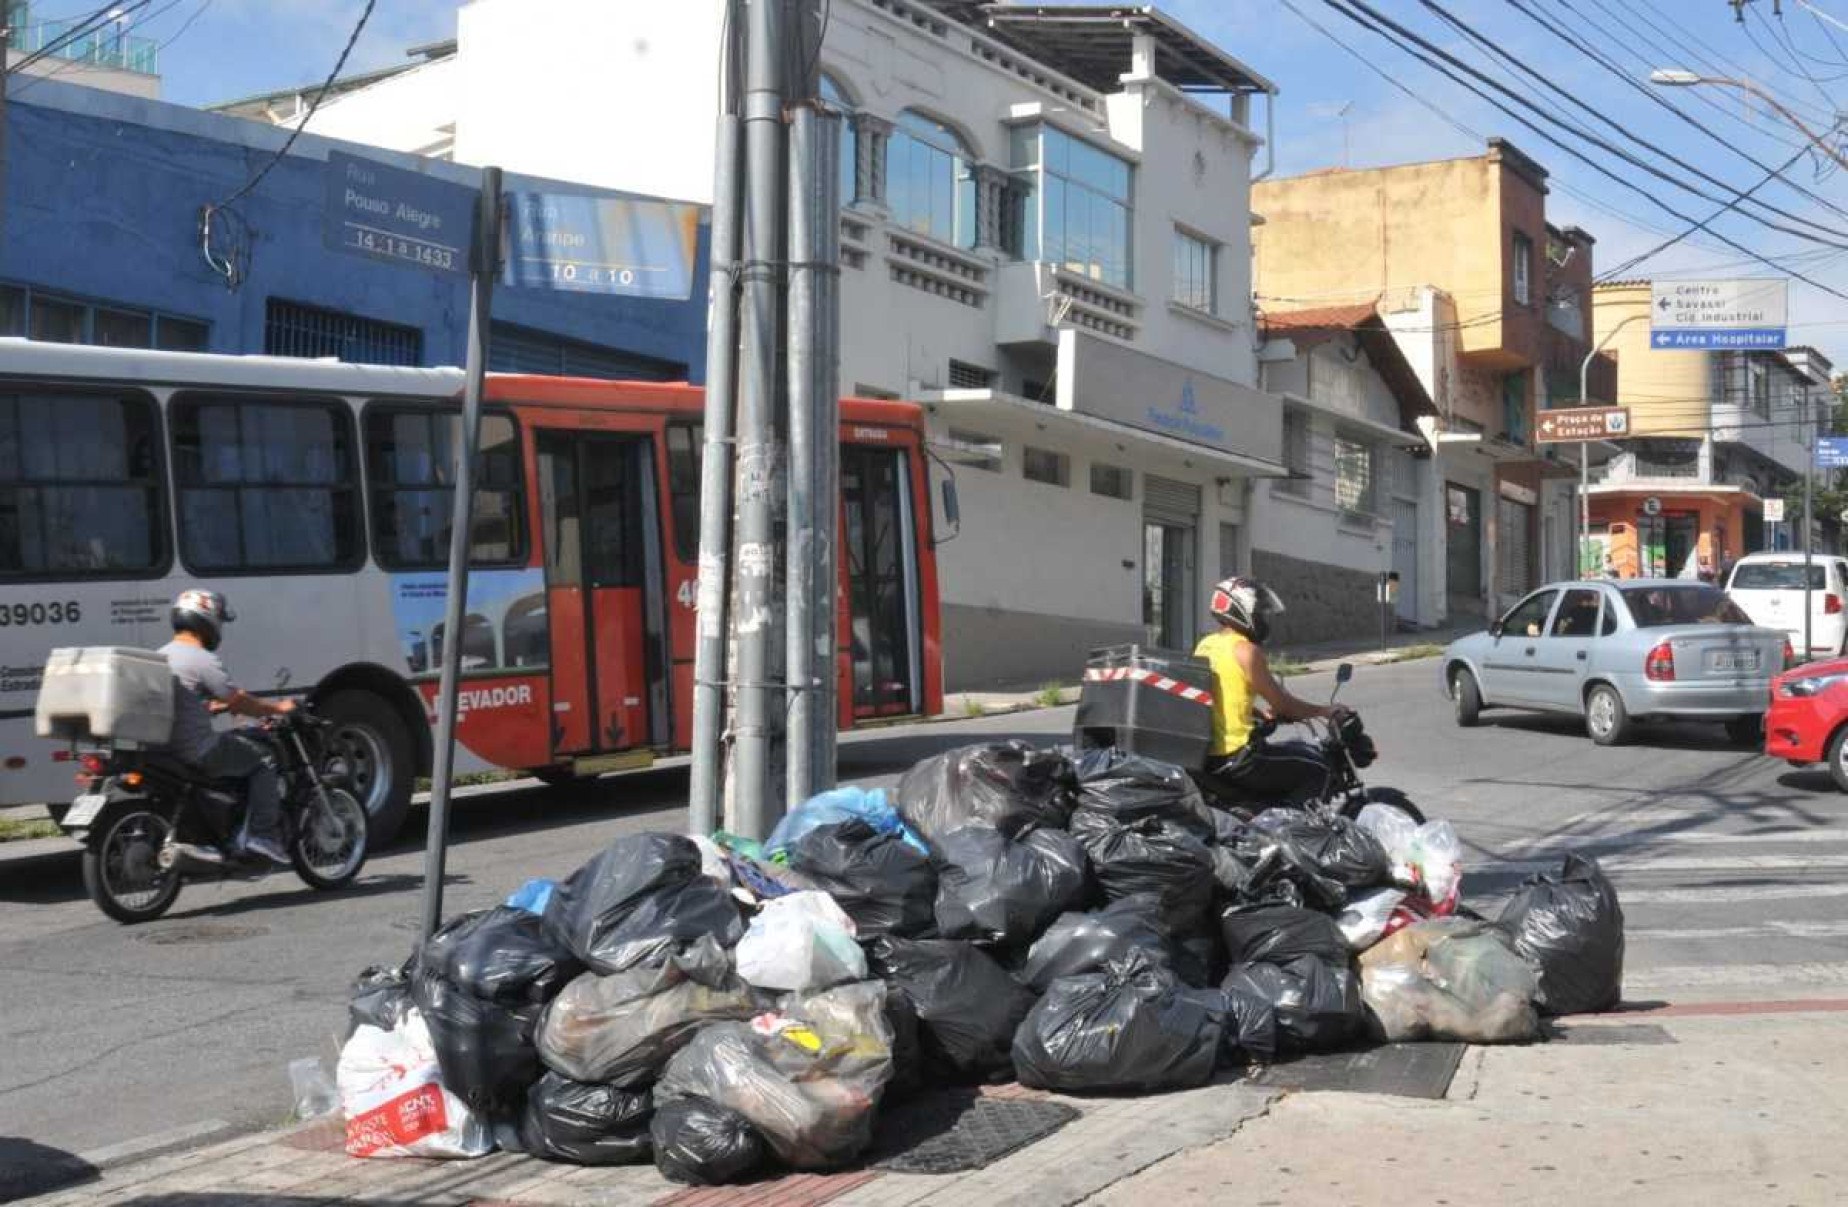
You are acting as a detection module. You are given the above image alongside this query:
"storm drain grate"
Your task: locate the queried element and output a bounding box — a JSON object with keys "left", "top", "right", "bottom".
{"left": 1249, "top": 1042, "right": 1466, "bottom": 1100}
{"left": 135, "top": 922, "right": 269, "bottom": 946}
{"left": 870, "top": 1090, "right": 1080, "bottom": 1174}
{"left": 1550, "top": 1023, "right": 1676, "bottom": 1045}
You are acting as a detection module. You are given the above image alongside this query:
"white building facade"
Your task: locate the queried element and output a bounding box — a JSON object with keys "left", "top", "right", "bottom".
{"left": 255, "top": 0, "right": 1290, "bottom": 688}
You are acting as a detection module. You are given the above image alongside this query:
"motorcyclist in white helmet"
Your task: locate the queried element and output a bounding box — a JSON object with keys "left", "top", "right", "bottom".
{"left": 1193, "top": 576, "right": 1340, "bottom": 805}
{"left": 159, "top": 589, "right": 296, "bottom": 865}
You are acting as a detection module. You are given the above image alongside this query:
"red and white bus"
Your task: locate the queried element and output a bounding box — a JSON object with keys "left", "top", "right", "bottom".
{"left": 0, "top": 343, "right": 943, "bottom": 838}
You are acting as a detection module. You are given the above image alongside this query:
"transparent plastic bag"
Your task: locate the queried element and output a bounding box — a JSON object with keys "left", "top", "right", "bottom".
{"left": 1359, "top": 918, "right": 1538, "bottom": 1044}
{"left": 1336, "top": 888, "right": 1409, "bottom": 950}
{"left": 1410, "top": 821, "right": 1463, "bottom": 909}
{"left": 289, "top": 1056, "right": 339, "bottom": 1121}
{"left": 735, "top": 891, "right": 868, "bottom": 991}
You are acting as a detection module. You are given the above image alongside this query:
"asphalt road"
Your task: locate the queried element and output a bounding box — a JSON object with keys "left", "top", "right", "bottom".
{"left": 3, "top": 657, "right": 1845, "bottom": 1184}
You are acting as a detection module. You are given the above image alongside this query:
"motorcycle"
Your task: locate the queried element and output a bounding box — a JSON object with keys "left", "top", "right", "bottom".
{"left": 59, "top": 706, "right": 370, "bottom": 923}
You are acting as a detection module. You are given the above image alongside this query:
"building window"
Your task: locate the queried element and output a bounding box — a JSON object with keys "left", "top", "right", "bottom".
{"left": 1172, "top": 229, "right": 1216, "bottom": 313}
{"left": 1502, "top": 371, "right": 1530, "bottom": 446}
{"left": 1512, "top": 232, "right": 1533, "bottom": 306}
{"left": 820, "top": 74, "right": 859, "bottom": 206}
{"left": 944, "top": 429, "right": 1002, "bottom": 473}
{"left": 887, "top": 110, "right": 976, "bottom": 249}
{"left": 366, "top": 407, "right": 526, "bottom": 568}
{"left": 488, "top": 322, "right": 682, "bottom": 380}
{"left": 0, "top": 388, "right": 166, "bottom": 579}
{"left": 1023, "top": 445, "right": 1070, "bottom": 487}
{"left": 1335, "top": 437, "right": 1375, "bottom": 515}
{"left": 170, "top": 396, "right": 362, "bottom": 574}
{"left": 1278, "top": 410, "right": 1310, "bottom": 496}
{"left": 1750, "top": 357, "right": 1771, "bottom": 418}
{"left": 665, "top": 421, "right": 701, "bottom": 563}
{"left": 1090, "top": 462, "right": 1133, "bottom": 499}
{"left": 1011, "top": 123, "right": 1133, "bottom": 289}
{"left": 265, "top": 299, "right": 422, "bottom": 366}
{"left": 946, "top": 359, "right": 995, "bottom": 390}
{"left": 0, "top": 281, "right": 208, "bottom": 351}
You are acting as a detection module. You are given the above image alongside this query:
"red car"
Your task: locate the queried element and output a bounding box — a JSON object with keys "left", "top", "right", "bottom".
{"left": 1765, "top": 656, "right": 1848, "bottom": 789}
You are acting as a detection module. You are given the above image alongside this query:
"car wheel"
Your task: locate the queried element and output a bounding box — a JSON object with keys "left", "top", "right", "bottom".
{"left": 1450, "top": 667, "right": 1482, "bottom": 728}
{"left": 1724, "top": 714, "right": 1764, "bottom": 748}
{"left": 1829, "top": 726, "right": 1848, "bottom": 794}
{"left": 1585, "top": 684, "right": 1632, "bottom": 746}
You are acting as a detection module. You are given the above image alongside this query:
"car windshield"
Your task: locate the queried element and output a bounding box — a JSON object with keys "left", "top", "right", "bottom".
{"left": 1621, "top": 585, "right": 1753, "bottom": 628}
{"left": 1729, "top": 562, "right": 1827, "bottom": 590}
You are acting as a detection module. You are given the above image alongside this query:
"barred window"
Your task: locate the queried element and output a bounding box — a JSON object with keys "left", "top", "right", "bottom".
{"left": 1335, "top": 436, "right": 1375, "bottom": 515}
{"left": 265, "top": 298, "right": 422, "bottom": 366}
{"left": 1022, "top": 446, "right": 1070, "bottom": 487}
{"left": 1090, "top": 462, "right": 1133, "bottom": 500}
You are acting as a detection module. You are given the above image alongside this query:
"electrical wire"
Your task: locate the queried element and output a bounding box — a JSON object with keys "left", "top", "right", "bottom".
{"left": 1626, "top": 0, "right": 1839, "bottom": 123}
{"left": 8, "top": 0, "right": 197, "bottom": 97}
{"left": 7, "top": 0, "right": 155, "bottom": 75}
{"left": 1596, "top": 139, "right": 1818, "bottom": 280}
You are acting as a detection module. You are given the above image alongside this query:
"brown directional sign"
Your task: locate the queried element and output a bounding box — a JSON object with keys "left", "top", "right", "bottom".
{"left": 1535, "top": 405, "right": 1630, "bottom": 443}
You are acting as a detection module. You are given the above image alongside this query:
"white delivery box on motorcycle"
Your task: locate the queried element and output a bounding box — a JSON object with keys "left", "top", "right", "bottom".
{"left": 34, "top": 646, "right": 175, "bottom": 747}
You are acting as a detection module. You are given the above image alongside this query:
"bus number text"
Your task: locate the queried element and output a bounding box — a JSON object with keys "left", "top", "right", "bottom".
{"left": 0, "top": 601, "right": 82, "bottom": 626}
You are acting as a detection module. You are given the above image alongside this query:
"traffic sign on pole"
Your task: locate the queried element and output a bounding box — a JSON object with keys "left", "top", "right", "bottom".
{"left": 1649, "top": 279, "right": 1787, "bottom": 350}
{"left": 1816, "top": 437, "right": 1848, "bottom": 469}
{"left": 1536, "top": 406, "right": 1631, "bottom": 443}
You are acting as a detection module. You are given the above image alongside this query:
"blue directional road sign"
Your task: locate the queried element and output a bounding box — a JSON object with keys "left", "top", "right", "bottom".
{"left": 503, "top": 191, "right": 700, "bottom": 299}
{"left": 1816, "top": 437, "right": 1848, "bottom": 470}
{"left": 323, "top": 151, "right": 475, "bottom": 276}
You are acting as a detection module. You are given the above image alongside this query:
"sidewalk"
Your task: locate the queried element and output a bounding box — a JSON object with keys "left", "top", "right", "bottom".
{"left": 21, "top": 1000, "right": 1848, "bottom": 1207}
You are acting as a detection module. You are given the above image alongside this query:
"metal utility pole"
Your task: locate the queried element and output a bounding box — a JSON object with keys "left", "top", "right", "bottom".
{"left": 689, "top": 8, "right": 746, "bottom": 838}
{"left": 420, "top": 166, "right": 502, "bottom": 941}
{"left": 1580, "top": 313, "right": 1647, "bottom": 575}
{"left": 1805, "top": 391, "right": 1815, "bottom": 659}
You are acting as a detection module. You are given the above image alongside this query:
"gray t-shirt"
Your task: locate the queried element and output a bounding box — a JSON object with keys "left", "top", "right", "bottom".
{"left": 159, "top": 639, "right": 235, "bottom": 764}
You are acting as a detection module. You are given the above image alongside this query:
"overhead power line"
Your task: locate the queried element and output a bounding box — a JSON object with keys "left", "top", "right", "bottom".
{"left": 1598, "top": 139, "right": 1818, "bottom": 280}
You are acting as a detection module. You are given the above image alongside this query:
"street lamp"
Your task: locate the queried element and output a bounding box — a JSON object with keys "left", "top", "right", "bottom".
{"left": 1649, "top": 68, "right": 1848, "bottom": 172}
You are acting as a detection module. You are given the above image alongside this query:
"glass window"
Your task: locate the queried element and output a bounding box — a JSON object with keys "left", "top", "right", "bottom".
{"left": 887, "top": 110, "right": 976, "bottom": 249}
{"left": 1013, "top": 124, "right": 1133, "bottom": 289}
{"left": 171, "top": 396, "right": 361, "bottom": 573}
{"left": 1022, "top": 446, "right": 1069, "bottom": 487}
{"left": 1551, "top": 588, "right": 1603, "bottom": 637}
{"left": 1621, "top": 584, "right": 1751, "bottom": 627}
{"left": 1172, "top": 229, "right": 1216, "bottom": 312}
{"left": 1090, "top": 462, "right": 1133, "bottom": 499}
{"left": 820, "top": 74, "right": 858, "bottom": 206}
{"left": 1278, "top": 411, "right": 1310, "bottom": 497}
{"left": 665, "top": 422, "right": 702, "bottom": 563}
{"left": 1335, "top": 436, "right": 1374, "bottom": 513}
{"left": 1499, "top": 589, "right": 1559, "bottom": 638}
{"left": 155, "top": 317, "right": 210, "bottom": 352}
{"left": 366, "top": 407, "right": 526, "bottom": 569}
{"left": 0, "top": 284, "right": 22, "bottom": 335}
{"left": 29, "top": 295, "right": 84, "bottom": 343}
{"left": 0, "top": 284, "right": 204, "bottom": 350}
{"left": 94, "top": 308, "right": 152, "bottom": 348}
{"left": 0, "top": 389, "right": 165, "bottom": 579}
{"left": 1502, "top": 372, "right": 1529, "bottom": 446}
{"left": 945, "top": 429, "right": 1002, "bottom": 473}
{"left": 1729, "top": 561, "right": 1828, "bottom": 590}
{"left": 1512, "top": 231, "right": 1533, "bottom": 306}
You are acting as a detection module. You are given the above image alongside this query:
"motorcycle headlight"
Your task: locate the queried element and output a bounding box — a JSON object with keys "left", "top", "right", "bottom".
{"left": 1781, "top": 672, "right": 1848, "bottom": 698}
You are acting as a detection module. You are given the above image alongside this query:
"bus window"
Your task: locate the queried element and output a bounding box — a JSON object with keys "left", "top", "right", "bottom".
{"left": 432, "top": 613, "right": 497, "bottom": 670}
{"left": 0, "top": 389, "right": 166, "bottom": 579}
{"left": 366, "top": 408, "right": 526, "bottom": 569}
{"left": 504, "top": 593, "right": 549, "bottom": 667}
{"left": 170, "top": 395, "right": 361, "bottom": 574}
{"left": 664, "top": 421, "right": 700, "bottom": 563}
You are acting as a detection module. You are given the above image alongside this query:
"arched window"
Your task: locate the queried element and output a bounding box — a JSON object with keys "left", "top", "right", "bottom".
{"left": 887, "top": 110, "right": 976, "bottom": 249}
{"left": 820, "top": 74, "right": 858, "bottom": 206}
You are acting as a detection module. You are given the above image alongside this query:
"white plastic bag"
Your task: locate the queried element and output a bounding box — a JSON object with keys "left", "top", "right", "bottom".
{"left": 1410, "top": 821, "right": 1463, "bottom": 908}
{"left": 735, "top": 891, "right": 867, "bottom": 992}
{"left": 1354, "top": 804, "right": 1418, "bottom": 883}
{"left": 337, "top": 1009, "right": 493, "bottom": 1159}
{"left": 1336, "top": 887, "right": 1407, "bottom": 950}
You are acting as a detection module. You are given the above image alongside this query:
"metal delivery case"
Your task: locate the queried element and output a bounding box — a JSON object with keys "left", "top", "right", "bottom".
{"left": 1075, "top": 644, "right": 1214, "bottom": 767}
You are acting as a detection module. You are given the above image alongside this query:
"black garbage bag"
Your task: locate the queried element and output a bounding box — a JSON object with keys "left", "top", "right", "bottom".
{"left": 867, "top": 937, "right": 1037, "bottom": 1082}
{"left": 1218, "top": 902, "right": 1350, "bottom": 967}
{"left": 1246, "top": 811, "right": 1391, "bottom": 891}
{"left": 1072, "top": 749, "right": 1217, "bottom": 840}
{"left": 1018, "top": 895, "right": 1171, "bottom": 993}
{"left": 1223, "top": 956, "right": 1363, "bottom": 1053}
{"left": 1012, "top": 952, "right": 1225, "bottom": 1093}
{"left": 545, "top": 833, "right": 745, "bottom": 975}
{"left": 650, "top": 1096, "right": 768, "bottom": 1186}
{"left": 1221, "top": 979, "right": 1281, "bottom": 1063}
{"left": 1168, "top": 923, "right": 1228, "bottom": 990}
{"left": 347, "top": 963, "right": 412, "bottom": 1037}
{"left": 518, "top": 1072, "right": 653, "bottom": 1166}
{"left": 894, "top": 742, "right": 1075, "bottom": 848}
{"left": 933, "top": 827, "right": 1091, "bottom": 947}
{"left": 882, "top": 982, "right": 925, "bottom": 1099}
{"left": 787, "top": 820, "right": 938, "bottom": 939}
{"left": 1496, "top": 854, "right": 1625, "bottom": 1015}
{"left": 420, "top": 906, "right": 582, "bottom": 1005}
{"left": 1069, "top": 809, "right": 1216, "bottom": 934}
{"left": 410, "top": 968, "right": 543, "bottom": 1120}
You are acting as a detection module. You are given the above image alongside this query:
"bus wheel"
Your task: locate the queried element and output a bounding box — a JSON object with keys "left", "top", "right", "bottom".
{"left": 319, "top": 691, "right": 414, "bottom": 845}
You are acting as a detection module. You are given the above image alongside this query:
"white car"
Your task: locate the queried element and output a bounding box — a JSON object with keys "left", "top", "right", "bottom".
{"left": 1724, "top": 553, "right": 1848, "bottom": 659}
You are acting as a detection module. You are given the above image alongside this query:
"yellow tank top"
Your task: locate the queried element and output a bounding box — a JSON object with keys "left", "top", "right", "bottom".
{"left": 1194, "top": 629, "right": 1255, "bottom": 757}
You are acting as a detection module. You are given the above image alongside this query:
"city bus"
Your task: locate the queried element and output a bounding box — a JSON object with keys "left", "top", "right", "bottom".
{"left": 0, "top": 343, "right": 943, "bottom": 839}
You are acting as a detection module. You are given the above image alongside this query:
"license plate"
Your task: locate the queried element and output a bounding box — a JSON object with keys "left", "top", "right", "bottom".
{"left": 63, "top": 793, "right": 107, "bottom": 828}
{"left": 1711, "top": 651, "right": 1759, "bottom": 672}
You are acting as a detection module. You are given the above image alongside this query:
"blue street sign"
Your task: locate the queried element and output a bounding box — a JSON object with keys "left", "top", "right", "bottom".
{"left": 1817, "top": 437, "right": 1848, "bottom": 469}
{"left": 1649, "top": 329, "right": 1788, "bottom": 351}
{"left": 503, "top": 191, "right": 699, "bottom": 299}
{"left": 323, "top": 151, "right": 475, "bottom": 276}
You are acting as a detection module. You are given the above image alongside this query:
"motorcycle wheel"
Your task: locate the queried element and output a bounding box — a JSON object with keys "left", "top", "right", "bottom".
{"left": 82, "top": 808, "right": 183, "bottom": 924}
{"left": 1340, "top": 786, "right": 1427, "bottom": 826}
{"left": 292, "top": 787, "right": 369, "bottom": 890}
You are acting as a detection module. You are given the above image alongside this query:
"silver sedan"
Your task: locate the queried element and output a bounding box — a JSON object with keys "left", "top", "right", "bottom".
{"left": 1441, "top": 579, "right": 1788, "bottom": 746}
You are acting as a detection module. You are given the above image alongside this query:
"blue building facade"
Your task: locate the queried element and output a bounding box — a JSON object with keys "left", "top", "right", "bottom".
{"left": 2, "top": 77, "right": 709, "bottom": 379}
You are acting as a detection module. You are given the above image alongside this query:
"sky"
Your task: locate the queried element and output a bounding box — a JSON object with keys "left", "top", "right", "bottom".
{"left": 82, "top": 0, "right": 1848, "bottom": 365}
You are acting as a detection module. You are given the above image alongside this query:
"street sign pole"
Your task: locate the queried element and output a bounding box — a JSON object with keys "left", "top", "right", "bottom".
{"left": 1579, "top": 313, "right": 1647, "bottom": 575}
{"left": 420, "top": 166, "right": 503, "bottom": 943}
{"left": 1806, "top": 407, "right": 1815, "bottom": 661}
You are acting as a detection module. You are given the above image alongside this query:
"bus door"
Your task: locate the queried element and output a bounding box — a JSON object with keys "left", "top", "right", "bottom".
{"left": 841, "top": 444, "right": 923, "bottom": 718}
{"left": 536, "top": 431, "right": 669, "bottom": 757}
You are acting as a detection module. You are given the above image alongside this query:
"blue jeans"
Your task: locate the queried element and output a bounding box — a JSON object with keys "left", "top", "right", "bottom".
{"left": 199, "top": 731, "right": 282, "bottom": 844}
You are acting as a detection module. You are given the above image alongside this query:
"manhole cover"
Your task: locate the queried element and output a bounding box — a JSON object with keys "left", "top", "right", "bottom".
{"left": 1550, "top": 1023, "right": 1675, "bottom": 1045}
{"left": 870, "top": 1090, "right": 1079, "bottom": 1174}
{"left": 1249, "top": 1042, "right": 1465, "bottom": 1100}
{"left": 136, "top": 922, "right": 269, "bottom": 946}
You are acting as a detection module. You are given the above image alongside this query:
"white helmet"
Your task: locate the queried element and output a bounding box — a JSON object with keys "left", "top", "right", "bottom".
{"left": 1209, "top": 576, "right": 1284, "bottom": 644}
{"left": 171, "top": 589, "right": 235, "bottom": 651}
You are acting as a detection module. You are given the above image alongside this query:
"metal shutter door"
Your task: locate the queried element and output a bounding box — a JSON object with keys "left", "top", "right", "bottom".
{"left": 1143, "top": 474, "right": 1201, "bottom": 525}
{"left": 1496, "top": 496, "right": 1533, "bottom": 597}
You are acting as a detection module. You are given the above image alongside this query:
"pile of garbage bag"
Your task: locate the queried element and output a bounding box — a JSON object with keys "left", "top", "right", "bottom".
{"left": 336, "top": 740, "right": 1625, "bottom": 1185}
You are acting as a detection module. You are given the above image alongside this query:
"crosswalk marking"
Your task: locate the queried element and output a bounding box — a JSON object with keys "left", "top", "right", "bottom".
{"left": 1501, "top": 828, "right": 1848, "bottom": 855}
{"left": 1618, "top": 882, "right": 1848, "bottom": 905}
